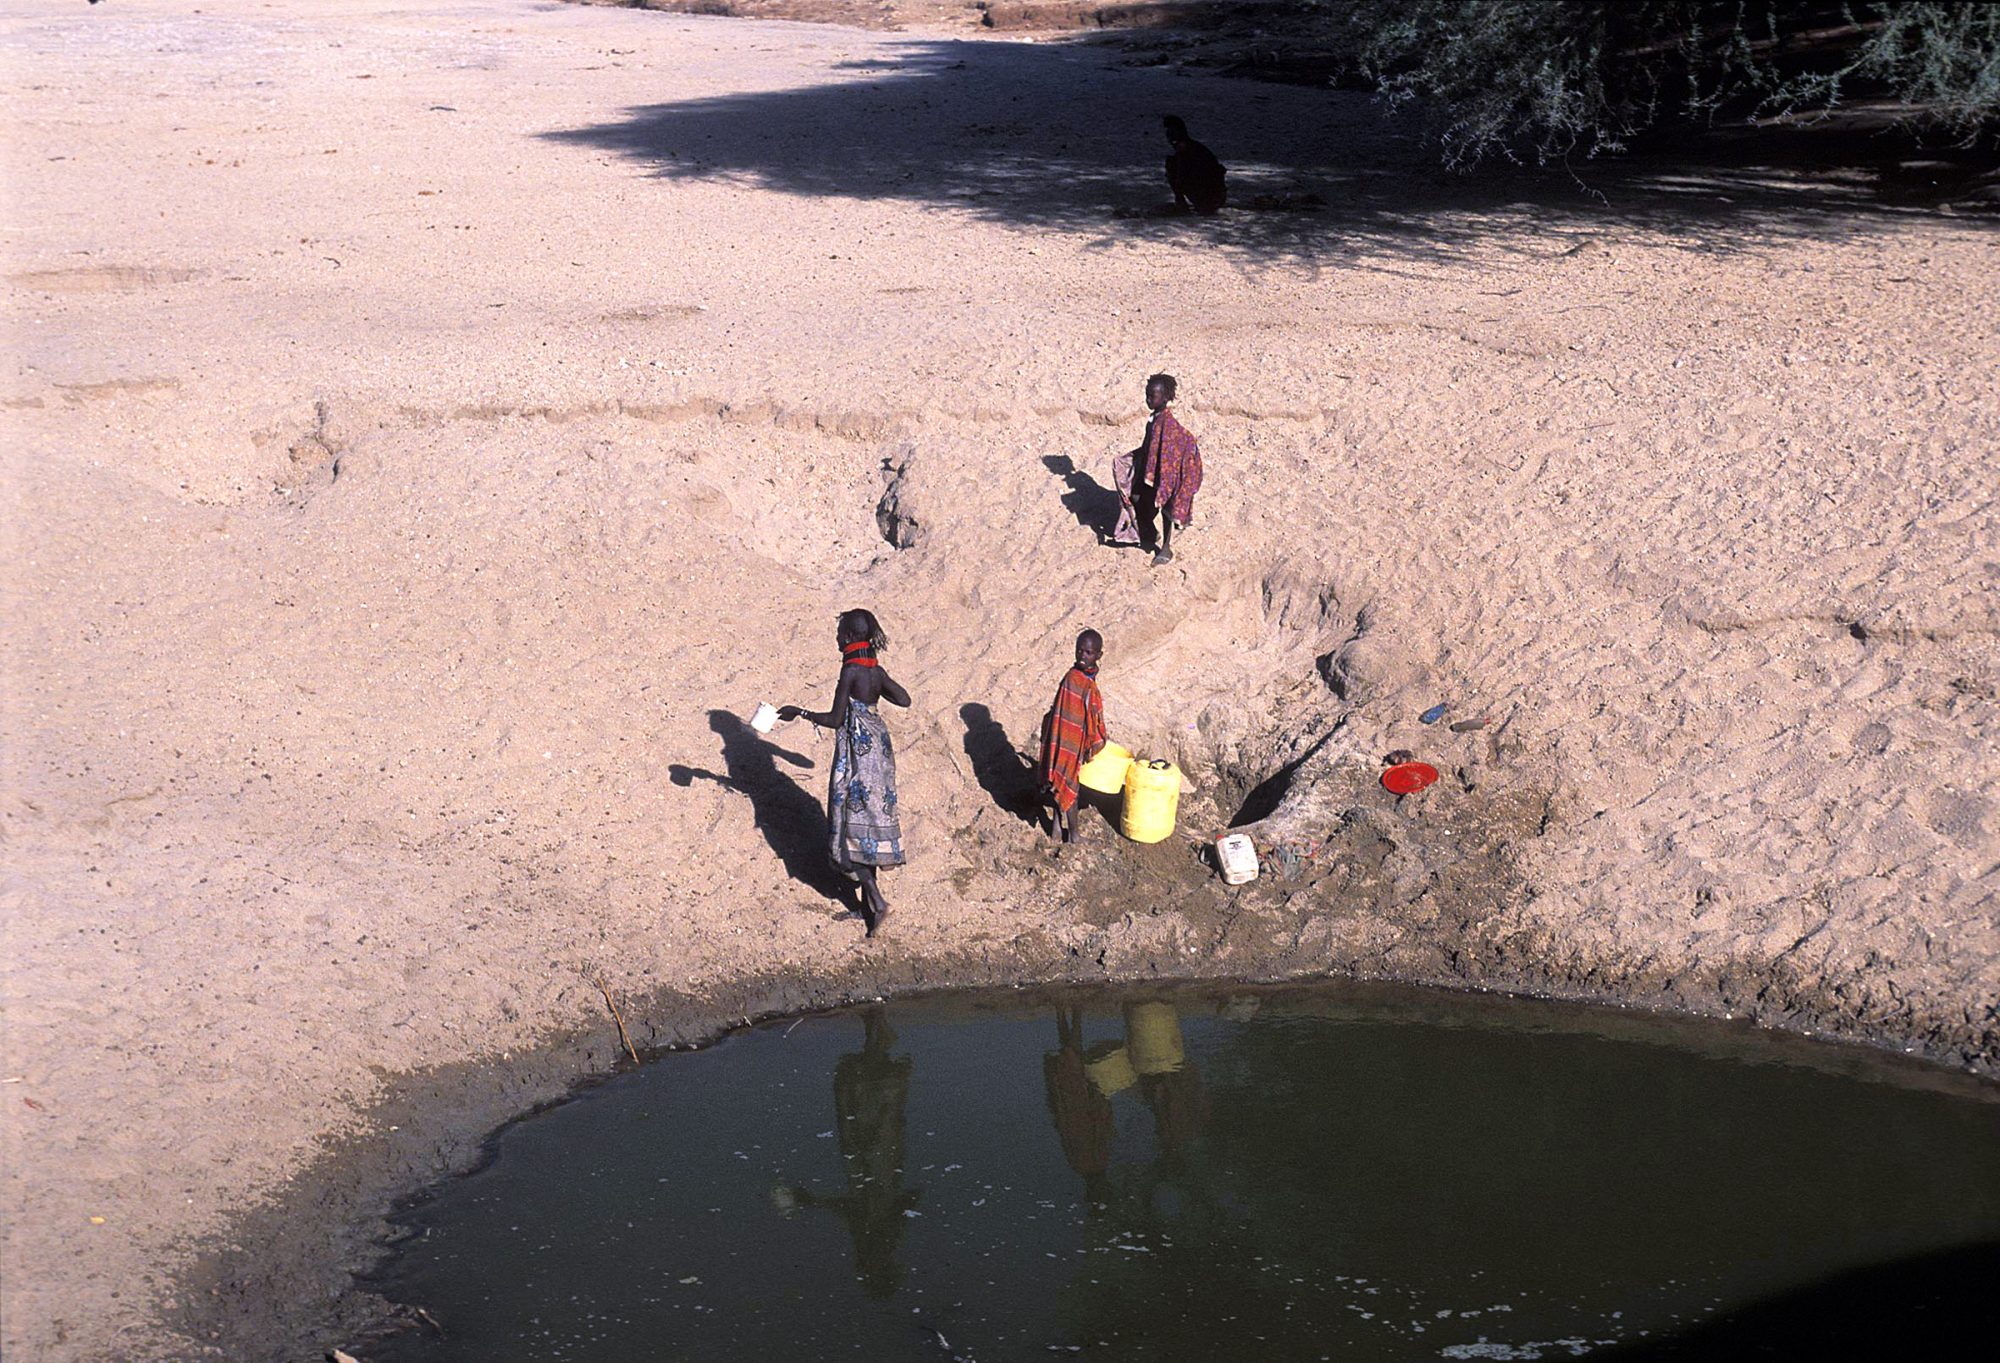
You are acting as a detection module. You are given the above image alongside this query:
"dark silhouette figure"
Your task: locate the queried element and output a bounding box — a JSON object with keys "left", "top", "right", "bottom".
{"left": 667, "top": 709, "right": 855, "bottom": 909}
{"left": 777, "top": 1008, "right": 921, "bottom": 1299}
{"left": 959, "top": 701, "right": 1040, "bottom": 827}
{"left": 1041, "top": 454, "right": 1123, "bottom": 542}
{"left": 1163, "top": 114, "right": 1226, "bottom": 215}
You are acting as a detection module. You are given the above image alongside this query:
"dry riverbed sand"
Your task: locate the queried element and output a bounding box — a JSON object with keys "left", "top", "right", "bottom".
{"left": 3, "top": 1, "right": 1997, "bottom": 1358}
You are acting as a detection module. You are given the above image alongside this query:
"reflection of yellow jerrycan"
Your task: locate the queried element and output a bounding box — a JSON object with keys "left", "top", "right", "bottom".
{"left": 1120, "top": 759, "right": 1182, "bottom": 843}
{"left": 1077, "top": 741, "right": 1133, "bottom": 797}
{"left": 1125, "top": 1001, "right": 1185, "bottom": 1075}
{"left": 1083, "top": 1041, "right": 1137, "bottom": 1097}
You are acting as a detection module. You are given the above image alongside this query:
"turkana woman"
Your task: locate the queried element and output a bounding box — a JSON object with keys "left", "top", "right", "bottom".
{"left": 780, "top": 608, "right": 910, "bottom": 936}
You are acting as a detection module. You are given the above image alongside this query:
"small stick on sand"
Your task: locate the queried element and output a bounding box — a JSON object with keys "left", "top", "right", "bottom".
{"left": 587, "top": 973, "right": 641, "bottom": 1065}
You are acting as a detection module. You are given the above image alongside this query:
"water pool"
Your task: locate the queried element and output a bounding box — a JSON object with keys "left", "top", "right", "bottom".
{"left": 368, "top": 984, "right": 2000, "bottom": 1361}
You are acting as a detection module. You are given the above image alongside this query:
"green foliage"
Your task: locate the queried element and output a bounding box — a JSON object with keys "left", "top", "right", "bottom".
{"left": 1329, "top": 1, "right": 2000, "bottom": 168}
{"left": 1836, "top": 2, "right": 2000, "bottom": 128}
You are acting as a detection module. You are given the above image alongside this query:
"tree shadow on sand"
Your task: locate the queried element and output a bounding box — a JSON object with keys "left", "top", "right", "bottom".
{"left": 1043, "top": 454, "right": 1122, "bottom": 543}
{"left": 668, "top": 709, "right": 856, "bottom": 909}
{"left": 543, "top": 33, "right": 1996, "bottom": 270}
{"left": 959, "top": 702, "right": 1042, "bottom": 829}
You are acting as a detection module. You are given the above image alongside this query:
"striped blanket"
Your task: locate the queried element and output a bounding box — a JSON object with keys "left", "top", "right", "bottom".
{"left": 1038, "top": 664, "right": 1106, "bottom": 813}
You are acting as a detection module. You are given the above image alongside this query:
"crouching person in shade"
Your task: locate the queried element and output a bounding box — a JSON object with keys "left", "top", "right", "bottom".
{"left": 1163, "top": 114, "right": 1226, "bottom": 215}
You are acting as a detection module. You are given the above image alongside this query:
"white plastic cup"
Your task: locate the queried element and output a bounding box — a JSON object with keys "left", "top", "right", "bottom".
{"left": 751, "top": 703, "right": 780, "bottom": 734}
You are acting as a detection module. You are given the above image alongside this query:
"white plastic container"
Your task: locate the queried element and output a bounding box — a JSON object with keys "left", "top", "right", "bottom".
{"left": 1215, "top": 832, "right": 1260, "bottom": 885}
{"left": 750, "top": 702, "right": 780, "bottom": 734}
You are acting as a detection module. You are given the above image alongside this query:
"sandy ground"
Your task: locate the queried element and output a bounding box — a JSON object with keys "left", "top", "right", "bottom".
{"left": 3, "top": 1, "right": 1997, "bottom": 1358}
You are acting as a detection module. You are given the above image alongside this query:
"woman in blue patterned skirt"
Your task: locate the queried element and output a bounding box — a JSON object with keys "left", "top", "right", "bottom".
{"left": 779, "top": 609, "right": 910, "bottom": 936}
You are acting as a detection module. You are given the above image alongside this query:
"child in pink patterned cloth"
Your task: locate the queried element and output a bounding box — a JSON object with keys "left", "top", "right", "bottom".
{"left": 1111, "top": 372, "right": 1203, "bottom": 566}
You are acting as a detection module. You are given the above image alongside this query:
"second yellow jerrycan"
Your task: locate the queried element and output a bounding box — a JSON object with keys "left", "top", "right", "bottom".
{"left": 1077, "top": 741, "right": 1134, "bottom": 797}
{"left": 1120, "top": 759, "right": 1182, "bottom": 844}
{"left": 1124, "top": 1001, "right": 1186, "bottom": 1075}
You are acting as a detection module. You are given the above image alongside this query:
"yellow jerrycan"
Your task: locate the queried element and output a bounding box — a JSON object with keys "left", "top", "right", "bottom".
{"left": 1082, "top": 1041, "right": 1138, "bottom": 1098}
{"left": 1124, "top": 1001, "right": 1186, "bottom": 1075}
{"left": 1120, "top": 759, "right": 1182, "bottom": 843}
{"left": 1077, "top": 740, "right": 1133, "bottom": 797}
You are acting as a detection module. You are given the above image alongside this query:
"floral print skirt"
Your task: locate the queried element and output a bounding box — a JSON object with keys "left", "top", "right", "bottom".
{"left": 828, "top": 700, "right": 905, "bottom": 874}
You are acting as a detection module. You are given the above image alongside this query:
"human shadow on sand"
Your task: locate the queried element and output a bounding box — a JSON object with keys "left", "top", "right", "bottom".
{"left": 960, "top": 702, "right": 1042, "bottom": 829}
{"left": 543, "top": 34, "right": 1996, "bottom": 269}
{"left": 668, "top": 709, "right": 855, "bottom": 908}
{"left": 1043, "top": 454, "right": 1122, "bottom": 543}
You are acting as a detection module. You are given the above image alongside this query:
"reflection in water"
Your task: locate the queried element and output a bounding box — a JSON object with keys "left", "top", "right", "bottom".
{"left": 1039, "top": 999, "right": 1290, "bottom": 1360}
{"left": 373, "top": 985, "right": 2000, "bottom": 1363}
{"left": 1043, "top": 1007, "right": 1114, "bottom": 1203}
{"left": 777, "top": 1007, "right": 919, "bottom": 1298}
{"left": 1043, "top": 1001, "right": 1212, "bottom": 1204}
{"left": 1127, "top": 1001, "right": 1208, "bottom": 1167}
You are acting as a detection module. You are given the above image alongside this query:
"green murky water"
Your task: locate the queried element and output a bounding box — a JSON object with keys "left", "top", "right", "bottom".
{"left": 370, "top": 984, "right": 2000, "bottom": 1361}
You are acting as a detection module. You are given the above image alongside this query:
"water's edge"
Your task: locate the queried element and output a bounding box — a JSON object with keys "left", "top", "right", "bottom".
{"left": 167, "top": 923, "right": 1998, "bottom": 1363}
